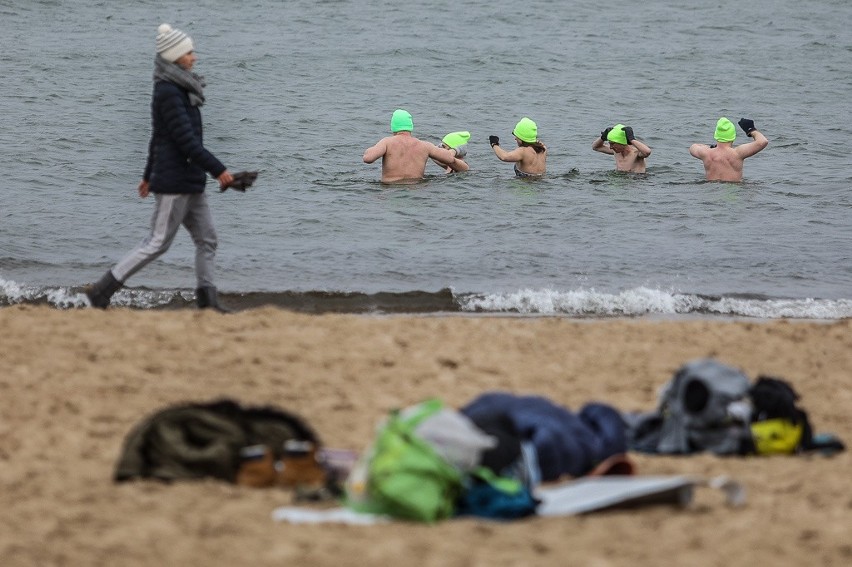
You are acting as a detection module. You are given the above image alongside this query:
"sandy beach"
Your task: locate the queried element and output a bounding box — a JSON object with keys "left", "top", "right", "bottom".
{"left": 1, "top": 306, "right": 850, "bottom": 566}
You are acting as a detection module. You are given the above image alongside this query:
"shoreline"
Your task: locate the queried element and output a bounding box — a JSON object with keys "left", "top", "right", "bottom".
{"left": 3, "top": 280, "right": 851, "bottom": 320}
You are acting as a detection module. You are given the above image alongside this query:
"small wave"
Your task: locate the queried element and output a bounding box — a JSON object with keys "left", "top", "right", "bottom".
{"left": 1, "top": 278, "right": 89, "bottom": 308}
{"left": 0, "top": 278, "right": 459, "bottom": 313}
{"left": 2, "top": 278, "right": 851, "bottom": 319}
{"left": 457, "top": 287, "right": 852, "bottom": 320}
{"left": 0, "top": 278, "right": 194, "bottom": 310}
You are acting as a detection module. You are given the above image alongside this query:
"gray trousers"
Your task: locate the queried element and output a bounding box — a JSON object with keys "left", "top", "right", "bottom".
{"left": 111, "top": 192, "right": 218, "bottom": 288}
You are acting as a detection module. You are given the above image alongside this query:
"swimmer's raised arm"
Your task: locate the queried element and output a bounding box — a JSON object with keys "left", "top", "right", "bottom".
{"left": 734, "top": 118, "right": 768, "bottom": 159}
{"left": 489, "top": 136, "right": 524, "bottom": 162}
{"left": 493, "top": 146, "right": 525, "bottom": 162}
{"left": 593, "top": 128, "right": 615, "bottom": 154}
{"left": 624, "top": 127, "right": 652, "bottom": 158}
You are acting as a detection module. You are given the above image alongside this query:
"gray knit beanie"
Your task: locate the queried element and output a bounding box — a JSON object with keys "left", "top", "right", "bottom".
{"left": 156, "top": 23, "right": 194, "bottom": 62}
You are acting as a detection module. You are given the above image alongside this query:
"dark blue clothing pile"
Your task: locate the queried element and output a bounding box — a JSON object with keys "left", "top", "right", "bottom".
{"left": 461, "top": 392, "right": 627, "bottom": 481}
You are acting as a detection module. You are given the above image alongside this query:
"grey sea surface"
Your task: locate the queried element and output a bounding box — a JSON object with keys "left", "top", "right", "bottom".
{"left": 2, "top": 0, "right": 851, "bottom": 316}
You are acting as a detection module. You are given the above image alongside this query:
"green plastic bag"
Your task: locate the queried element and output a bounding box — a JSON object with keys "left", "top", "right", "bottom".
{"left": 347, "top": 400, "right": 463, "bottom": 522}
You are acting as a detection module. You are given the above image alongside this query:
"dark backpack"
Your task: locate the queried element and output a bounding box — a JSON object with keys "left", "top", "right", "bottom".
{"left": 628, "top": 359, "right": 754, "bottom": 455}
{"left": 114, "top": 399, "right": 327, "bottom": 487}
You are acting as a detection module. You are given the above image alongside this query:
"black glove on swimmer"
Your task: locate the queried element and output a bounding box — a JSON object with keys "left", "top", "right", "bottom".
{"left": 220, "top": 171, "right": 259, "bottom": 192}
{"left": 623, "top": 126, "right": 635, "bottom": 143}
{"left": 600, "top": 127, "right": 612, "bottom": 141}
{"left": 489, "top": 135, "right": 500, "bottom": 147}
{"left": 738, "top": 118, "right": 756, "bottom": 136}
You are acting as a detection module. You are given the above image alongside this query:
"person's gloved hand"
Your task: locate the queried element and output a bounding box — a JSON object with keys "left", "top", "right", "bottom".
{"left": 738, "top": 118, "right": 756, "bottom": 136}
{"left": 600, "top": 127, "right": 612, "bottom": 141}
{"left": 489, "top": 135, "right": 500, "bottom": 147}
{"left": 623, "top": 126, "right": 635, "bottom": 144}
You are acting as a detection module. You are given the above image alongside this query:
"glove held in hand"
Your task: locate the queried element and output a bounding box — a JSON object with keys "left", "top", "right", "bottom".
{"left": 221, "top": 171, "right": 259, "bottom": 192}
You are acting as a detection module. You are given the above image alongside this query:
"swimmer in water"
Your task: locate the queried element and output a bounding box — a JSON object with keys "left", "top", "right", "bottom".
{"left": 592, "top": 124, "right": 652, "bottom": 173}
{"left": 489, "top": 117, "right": 547, "bottom": 177}
{"left": 363, "top": 109, "right": 459, "bottom": 183}
{"left": 688, "top": 117, "right": 768, "bottom": 182}
{"left": 433, "top": 131, "right": 471, "bottom": 173}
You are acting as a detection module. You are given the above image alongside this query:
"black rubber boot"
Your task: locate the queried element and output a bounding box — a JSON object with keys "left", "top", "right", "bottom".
{"left": 196, "top": 286, "right": 229, "bottom": 313}
{"left": 84, "top": 270, "right": 123, "bottom": 309}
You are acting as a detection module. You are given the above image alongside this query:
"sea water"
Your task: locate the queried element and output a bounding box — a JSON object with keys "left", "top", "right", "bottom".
{"left": 1, "top": 0, "right": 851, "bottom": 317}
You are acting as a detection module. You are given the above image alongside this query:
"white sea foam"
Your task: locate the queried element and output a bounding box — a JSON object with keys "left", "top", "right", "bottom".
{"left": 1, "top": 277, "right": 91, "bottom": 308}
{"left": 0, "top": 277, "right": 31, "bottom": 303}
{"left": 457, "top": 287, "right": 852, "bottom": 320}
{"left": 0, "top": 277, "right": 192, "bottom": 310}
{"left": 3, "top": 277, "right": 851, "bottom": 319}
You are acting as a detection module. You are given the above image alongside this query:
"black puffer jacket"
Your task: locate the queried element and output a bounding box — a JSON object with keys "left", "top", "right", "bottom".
{"left": 143, "top": 80, "right": 226, "bottom": 194}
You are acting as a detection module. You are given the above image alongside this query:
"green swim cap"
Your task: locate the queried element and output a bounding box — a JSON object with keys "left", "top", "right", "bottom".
{"left": 390, "top": 109, "right": 413, "bottom": 133}
{"left": 714, "top": 117, "right": 736, "bottom": 142}
{"left": 606, "top": 124, "right": 628, "bottom": 145}
{"left": 513, "top": 117, "right": 538, "bottom": 143}
{"left": 441, "top": 131, "right": 471, "bottom": 149}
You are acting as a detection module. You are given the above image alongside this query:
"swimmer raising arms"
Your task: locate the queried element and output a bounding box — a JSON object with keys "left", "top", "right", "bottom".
{"left": 689, "top": 117, "right": 768, "bottom": 182}
{"left": 592, "top": 124, "right": 652, "bottom": 173}
{"left": 489, "top": 117, "right": 547, "bottom": 177}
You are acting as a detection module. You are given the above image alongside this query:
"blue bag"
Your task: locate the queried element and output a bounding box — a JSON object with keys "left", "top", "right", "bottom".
{"left": 455, "top": 468, "right": 538, "bottom": 520}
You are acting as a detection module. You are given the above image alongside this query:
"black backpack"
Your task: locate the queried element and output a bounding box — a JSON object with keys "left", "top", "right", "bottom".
{"left": 114, "top": 399, "right": 324, "bottom": 485}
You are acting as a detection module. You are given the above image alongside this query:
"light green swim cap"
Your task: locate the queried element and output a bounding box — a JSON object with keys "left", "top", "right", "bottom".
{"left": 441, "top": 131, "right": 471, "bottom": 149}
{"left": 390, "top": 109, "right": 413, "bottom": 133}
{"left": 714, "top": 117, "right": 736, "bottom": 142}
{"left": 606, "top": 124, "right": 628, "bottom": 145}
{"left": 513, "top": 117, "right": 538, "bottom": 143}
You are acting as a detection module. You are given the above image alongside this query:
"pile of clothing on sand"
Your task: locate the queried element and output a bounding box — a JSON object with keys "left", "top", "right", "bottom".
{"left": 114, "top": 358, "right": 844, "bottom": 522}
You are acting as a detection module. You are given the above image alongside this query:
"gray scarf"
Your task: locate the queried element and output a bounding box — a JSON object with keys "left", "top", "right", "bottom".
{"left": 153, "top": 55, "right": 206, "bottom": 107}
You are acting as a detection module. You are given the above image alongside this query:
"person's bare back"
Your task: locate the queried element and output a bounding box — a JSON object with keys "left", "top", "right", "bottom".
{"left": 689, "top": 117, "right": 768, "bottom": 182}
{"left": 489, "top": 117, "right": 547, "bottom": 177}
{"left": 363, "top": 109, "right": 457, "bottom": 183}
{"left": 364, "top": 133, "right": 455, "bottom": 183}
{"left": 690, "top": 145, "right": 746, "bottom": 182}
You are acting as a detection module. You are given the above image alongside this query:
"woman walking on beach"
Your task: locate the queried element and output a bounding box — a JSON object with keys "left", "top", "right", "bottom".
{"left": 85, "top": 23, "right": 233, "bottom": 311}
